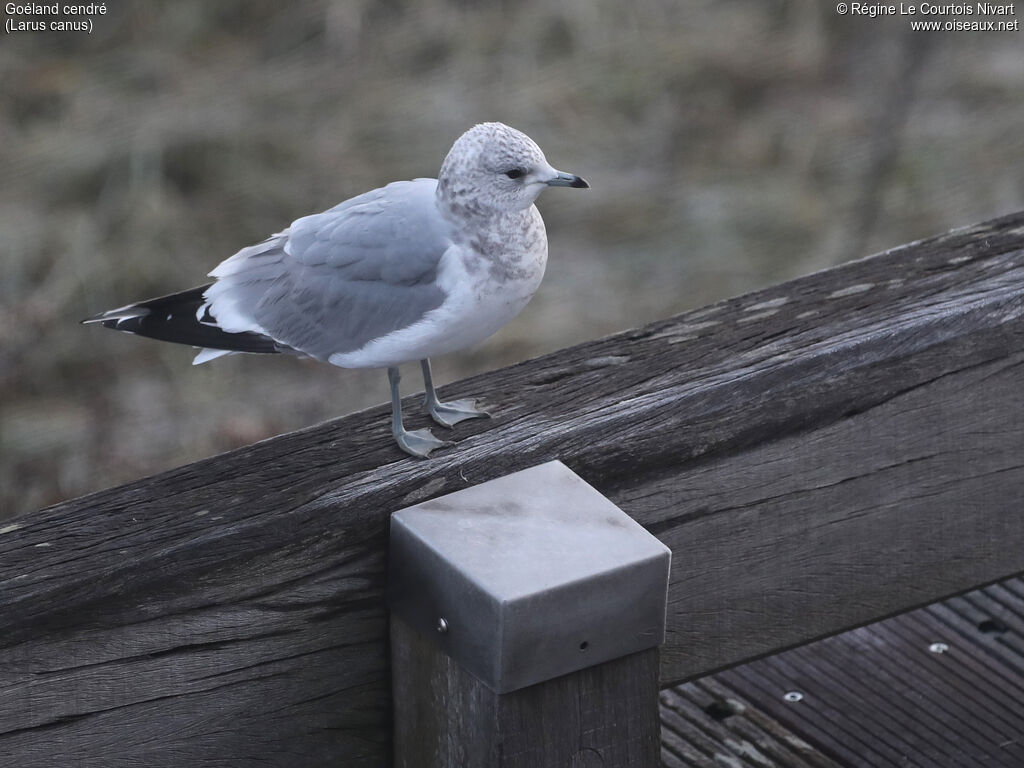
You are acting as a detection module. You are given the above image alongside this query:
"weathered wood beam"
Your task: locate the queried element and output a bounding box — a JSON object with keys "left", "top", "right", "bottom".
{"left": 2, "top": 213, "right": 1023, "bottom": 766}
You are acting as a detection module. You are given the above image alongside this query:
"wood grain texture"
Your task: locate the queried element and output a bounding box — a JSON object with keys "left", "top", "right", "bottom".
{"left": 2, "top": 212, "right": 1024, "bottom": 764}
{"left": 391, "top": 616, "right": 660, "bottom": 768}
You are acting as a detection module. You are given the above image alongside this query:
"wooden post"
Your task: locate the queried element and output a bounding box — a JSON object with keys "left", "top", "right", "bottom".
{"left": 389, "top": 461, "right": 671, "bottom": 768}
{"left": 392, "top": 618, "right": 660, "bottom": 767}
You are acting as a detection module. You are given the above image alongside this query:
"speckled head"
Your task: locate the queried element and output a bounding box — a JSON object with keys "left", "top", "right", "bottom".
{"left": 437, "top": 122, "right": 589, "bottom": 217}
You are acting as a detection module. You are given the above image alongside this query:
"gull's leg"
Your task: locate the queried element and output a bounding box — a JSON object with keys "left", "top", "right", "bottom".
{"left": 388, "top": 366, "right": 450, "bottom": 458}
{"left": 421, "top": 358, "right": 490, "bottom": 429}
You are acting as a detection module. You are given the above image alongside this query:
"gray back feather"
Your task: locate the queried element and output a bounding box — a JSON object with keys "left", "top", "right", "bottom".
{"left": 204, "top": 179, "right": 449, "bottom": 361}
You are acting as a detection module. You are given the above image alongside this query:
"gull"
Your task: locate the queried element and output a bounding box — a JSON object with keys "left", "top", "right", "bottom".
{"left": 83, "top": 123, "right": 589, "bottom": 458}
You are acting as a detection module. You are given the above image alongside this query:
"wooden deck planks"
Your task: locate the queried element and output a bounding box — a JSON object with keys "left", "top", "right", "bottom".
{"left": 667, "top": 575, "right": 1024, "bottom": 767}
{"left": 659, "top": 678, "right": 843, "bottom": 768}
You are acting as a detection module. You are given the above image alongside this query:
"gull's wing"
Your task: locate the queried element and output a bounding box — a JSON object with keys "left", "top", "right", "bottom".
{"left": 202, "top": 178, "right": 451, "bottom": 362}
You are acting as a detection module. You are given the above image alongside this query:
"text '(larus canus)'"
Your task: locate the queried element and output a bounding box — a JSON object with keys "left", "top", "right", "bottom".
{"left": 84, "top": 123, "right": 589, "bottom": 457}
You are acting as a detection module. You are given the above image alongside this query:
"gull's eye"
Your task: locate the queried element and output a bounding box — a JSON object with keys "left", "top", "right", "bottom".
{"left": 505, "top": 168, "right": 526, "bottom": 179}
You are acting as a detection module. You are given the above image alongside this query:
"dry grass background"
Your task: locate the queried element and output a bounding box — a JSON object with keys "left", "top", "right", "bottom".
{"left": 1, "top": 1, "right": 1022, "bottom": 519}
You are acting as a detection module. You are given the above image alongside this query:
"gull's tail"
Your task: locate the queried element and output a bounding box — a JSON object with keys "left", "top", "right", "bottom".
{"left": 82, "top": 284, "right": 283, "bottom": 363}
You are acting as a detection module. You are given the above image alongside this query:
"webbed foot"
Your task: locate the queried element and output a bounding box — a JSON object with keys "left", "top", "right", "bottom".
{"left": 428, "top": 398, "right": 491, "bottom": 429}
{"left": 395, "top": 427, "right": 453, "bottom": 458}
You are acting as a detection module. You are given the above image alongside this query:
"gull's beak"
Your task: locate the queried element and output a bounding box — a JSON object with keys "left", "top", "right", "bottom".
{"left": 546, "top": 170, "right": 590, "bottom": 189}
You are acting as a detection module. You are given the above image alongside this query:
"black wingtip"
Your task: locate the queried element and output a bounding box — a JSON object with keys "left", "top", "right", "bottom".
{"left": 82, "top": 285, "right": 281, "bottom": 355}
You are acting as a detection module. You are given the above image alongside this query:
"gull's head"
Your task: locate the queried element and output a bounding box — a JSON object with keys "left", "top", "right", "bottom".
{"left": 438, "top": 122, "right": 589, "bottom": 216}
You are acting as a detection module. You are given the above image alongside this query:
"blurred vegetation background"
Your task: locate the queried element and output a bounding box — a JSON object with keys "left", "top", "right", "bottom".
{"left": 2, "top": 1, "right": 1022, "bottom": 519}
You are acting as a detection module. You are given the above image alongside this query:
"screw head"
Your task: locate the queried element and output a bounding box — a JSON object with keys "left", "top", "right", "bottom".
{"left": 437, "top": 617, "right": 449, "bottom": 634}
{"left": 928, "top": 642, "right": 949, "bottom": 654}
{"left": 783, "top": 691, "right": 804, "bottom": 702}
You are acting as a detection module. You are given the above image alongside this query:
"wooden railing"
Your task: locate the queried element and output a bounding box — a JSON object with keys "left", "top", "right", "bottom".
{"left": 2, "top": 212, "right": 1023, "bottom": 767}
